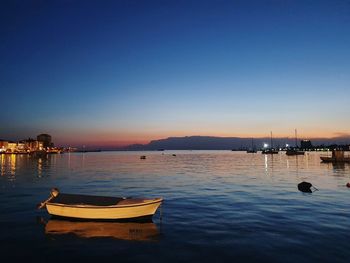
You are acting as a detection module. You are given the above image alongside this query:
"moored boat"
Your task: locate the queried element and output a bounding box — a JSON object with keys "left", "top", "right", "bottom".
{"left": 247, "top": 149, "right": 257, "bottom": 153}
{"left": 285, "top": 129, "right": 305, "bottom": 156}
{"left": 286, "top": 149, "right": 305, "bottom": 156}
{"left": 261, "top": 131, "right": 279, "bottom": 154}
{"left": 320, "top": 150, "right": 350, "bottom": 163}
{"left": 38, "top": 188, "right": 163, "bottom": 221}
{"left": 246, "top": 138, "right": 257, "bottom": 153}
{"left": 262, "top": 149, "right": 279, "bottom": 154}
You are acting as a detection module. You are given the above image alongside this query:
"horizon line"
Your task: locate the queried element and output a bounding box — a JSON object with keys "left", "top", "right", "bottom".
{"left": 2, "top": 134, "right": 350, "bottom": 148}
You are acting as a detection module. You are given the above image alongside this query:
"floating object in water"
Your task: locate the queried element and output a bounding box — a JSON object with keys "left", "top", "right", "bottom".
{"left": 140, "top": 155, "right": 146, "bottom": 159}
{"left": 346, "top": 183, "right": 350, "bottom": 188}
{"left": 172, "top": 154, "right": 176, "bottom": 157}
{"left": 298, "top": 181, "right": 318, "bottom": 193}
{"left": 261, "top": 149, "right": 279, "bottom": 154}
{"left": 38, "top": 188, "right": 163, "bottom": 221}
{"left": 286, "top": 149, "right": 305, "bottom": 156}
{"left": 247, "top": 149, "right": 257, "bottom": 153}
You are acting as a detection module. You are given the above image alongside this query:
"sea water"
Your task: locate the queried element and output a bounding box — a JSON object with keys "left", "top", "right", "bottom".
{"left": 0, "top": 151, "right": 349, "bottom": 262}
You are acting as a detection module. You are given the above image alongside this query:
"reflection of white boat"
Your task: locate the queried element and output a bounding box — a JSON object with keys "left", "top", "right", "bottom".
{"left": 45, "top": 220, "right": 159, "bottom": 241}
{"left": 39, "top": 189, "right": 163, "bottom": 220}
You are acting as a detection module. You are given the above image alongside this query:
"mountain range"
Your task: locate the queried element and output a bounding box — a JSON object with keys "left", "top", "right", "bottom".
{"left": 116, "top": 135, "right": 350, "bottom": 151}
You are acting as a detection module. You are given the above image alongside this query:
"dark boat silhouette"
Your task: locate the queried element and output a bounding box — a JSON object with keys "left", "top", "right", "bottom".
{"left": 286, "top": 129, "right": 305, "bottom": 156}
{"left": 262, "top": 132, "right": 279, "bottom": 154}
{"left": 320, "top": 150, "right": 350, "bottom": 163}
{"left": 246, "top": 138, "right": 257, "bottom": 153}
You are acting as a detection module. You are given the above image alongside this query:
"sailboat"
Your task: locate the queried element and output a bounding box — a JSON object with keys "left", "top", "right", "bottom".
{"left": 286, "top": 129, "right": 305, "bottom": 156}
{"left": 246, "top": 138, "right": 257, "bottom": 153}
{"left": 261, "top": 132, "right": 279, "bottom": 154}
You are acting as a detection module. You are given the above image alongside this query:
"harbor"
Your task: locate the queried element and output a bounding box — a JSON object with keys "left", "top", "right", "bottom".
{"left": 1, "top": 1, "right": 350, "bottom": 262}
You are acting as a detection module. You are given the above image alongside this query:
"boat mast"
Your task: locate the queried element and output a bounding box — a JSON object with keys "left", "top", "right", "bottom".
{"left": 270, "top": 131, "right": 273, "bottom": 149}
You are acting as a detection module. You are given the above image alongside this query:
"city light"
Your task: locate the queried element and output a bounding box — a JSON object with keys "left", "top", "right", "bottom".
{"left": 263, "top": 143, "right": 269, "bottom": 148}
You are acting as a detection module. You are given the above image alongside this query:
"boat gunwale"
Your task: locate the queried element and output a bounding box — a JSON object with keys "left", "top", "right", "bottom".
{"left": 47, "top": 198, "right": 163, "bottom": 209}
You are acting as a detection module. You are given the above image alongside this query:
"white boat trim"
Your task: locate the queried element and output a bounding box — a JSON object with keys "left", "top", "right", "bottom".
{"left": 47, "top": 198, "right": 162, "bottom": 209}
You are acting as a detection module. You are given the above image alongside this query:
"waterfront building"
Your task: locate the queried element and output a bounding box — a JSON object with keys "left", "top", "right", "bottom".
{"left": 24, "top": 139, "right": 43, "bottom": 151}
{"left": 16, "top": 142, "right": 26, "bottom": 152}
{"left": 0, "top": 140, "right": 8, "bottom": 152}
{"left": 6, "top": 142, "right": 17, "bottom": 153}
{"left": 300, "top": 140, "right": 313, "bottom": 150}
{"left": 37, "top": 134, "right": 52, "bottom": 148}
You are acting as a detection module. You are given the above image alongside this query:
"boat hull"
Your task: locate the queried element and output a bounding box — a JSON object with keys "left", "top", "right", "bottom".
{"left": 320, "top": 157, "right": 350, "bottom": 163}
{"left": 262, "top": 150, "right": 279, "bottom": 154}
{"left": 286, "top": 151, "right": 305, "bottom": 156}
{"left": 46, "top": 198, "right": 162, "bottom": 220}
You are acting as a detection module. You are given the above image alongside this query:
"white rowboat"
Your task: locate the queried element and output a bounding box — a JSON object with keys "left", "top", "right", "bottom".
{"left": 39, "top": 189, "right": 163, "bottom": 221}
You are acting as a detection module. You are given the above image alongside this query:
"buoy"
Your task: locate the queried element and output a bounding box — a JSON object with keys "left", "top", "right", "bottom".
{"left": 298, "top": 181, "right": 313, "bottom": 193}
{"left": 140, "top": 155, "right": 146, "bottom": 160}
{"left": 346, "top": 182, "right": 350, "bottom": 188}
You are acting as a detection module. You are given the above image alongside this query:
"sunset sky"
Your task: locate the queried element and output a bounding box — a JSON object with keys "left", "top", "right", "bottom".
{"left": 1, "top": 0, "right": 350, "bottom": 146}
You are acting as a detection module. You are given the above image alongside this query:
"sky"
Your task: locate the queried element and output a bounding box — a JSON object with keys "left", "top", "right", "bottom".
{"left": 1, "top": 0, "right": 350, "bottom": 146}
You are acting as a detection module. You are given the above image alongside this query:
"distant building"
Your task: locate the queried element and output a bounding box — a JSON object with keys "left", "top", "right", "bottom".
{"left": 37, "top": 134, "right": 52, "bottom": 148}
{"left": 0, "top": 135, "right": 53, "bottom": 153}
{"left": 16, "top": 142, "right": 26, "bottom": 152}
{"left": 24, "top": 138, "right": 43, "bottom": 151}
{"left": 0, "top": 140, "right": 8, "bottom": 152}
{"left": 300, "top": 140, "right": 312, "bottom": 149}
{"left": 6, "top": 142, "right": 17, "bottom": 153}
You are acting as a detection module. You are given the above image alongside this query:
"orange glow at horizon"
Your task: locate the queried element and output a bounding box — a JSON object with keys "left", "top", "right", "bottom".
{"left": 54, "top": 128, "right": 350, "bottom": 147}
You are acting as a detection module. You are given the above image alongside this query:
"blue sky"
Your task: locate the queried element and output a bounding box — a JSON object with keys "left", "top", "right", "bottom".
{"left": 1, "top": 0, "right": 350, "bottom": 146}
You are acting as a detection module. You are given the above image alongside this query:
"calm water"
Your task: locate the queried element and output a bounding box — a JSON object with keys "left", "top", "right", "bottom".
{"left": 0, "top": 151, "right": 349, "bottom": 262}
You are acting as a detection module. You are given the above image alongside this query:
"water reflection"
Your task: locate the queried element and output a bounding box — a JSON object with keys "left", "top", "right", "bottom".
{"left": 0, "top": 154, "right": 5, "bottom": 176}
{"left": 37, "top": 158, "right": 43, "bottom": 177}
{"left": 0, "top": 154, "right": 56, "bottom": 181}
{"left": 264, "top": 154, "right": 277, "bottom": 175}
{"left": 45, "top": 219, "right": 160, "bottom": 241}
{"left": 0, "top": 154, "right": 18, "bottom": 181}
{"left": 331, "top": 162, "right": 346, "bottom": 171}
{"left": 35, "top": 156, "right": 54, "bottom": 178}
{"left": 10, "top": 154, "right": 16, "bottom": 176}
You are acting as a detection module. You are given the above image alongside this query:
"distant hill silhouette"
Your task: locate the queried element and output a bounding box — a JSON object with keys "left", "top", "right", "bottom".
{"left": 118, "top": 135, "right": 350, "bottom": 151}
